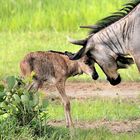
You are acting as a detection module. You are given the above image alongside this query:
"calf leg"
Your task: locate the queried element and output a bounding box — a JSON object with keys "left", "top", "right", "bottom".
{"left": 56, "top": 81, "right": 73, "bottom": 127}
{"left": 28, "top": 80, "right": 43, "bottom": 92}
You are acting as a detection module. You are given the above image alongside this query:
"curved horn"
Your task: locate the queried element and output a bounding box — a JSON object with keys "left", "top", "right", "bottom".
{"left": 67, "top": 36, "right": 87, "bottom": 46}
{"left": 80, "top": 25, "right": 98, "bottom": 29}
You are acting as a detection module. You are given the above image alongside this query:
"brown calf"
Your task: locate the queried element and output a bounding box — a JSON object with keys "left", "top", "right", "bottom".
{"left": 20, "top": 51, "right": 98, "bottom": 127}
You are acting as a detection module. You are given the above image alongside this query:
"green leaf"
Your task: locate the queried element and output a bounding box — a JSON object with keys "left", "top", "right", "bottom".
{"left": 13, "top": 94, "right": 21, "bottom": 104}
{"left": 0, "top": 110, "right": 4, "bottom": 115}
{"left": 6, "top": 76, "right": 16, "bottom": 90}
{"left": 21, "top": 95, "right": 29, "bottom": 105}
{"left": 33, "top": 94, "right": 39, "bottom": 107}
{"left": 0, "top": 84, "right": 4, "bottom": 92}
{"left": 0, "top": 102, "right": 7, "bottom": 108}
{"left": 29, "top": 101, "right": 34, "bottom": 108}
{"left": 0, "top": 92, "right": 6, "bottom": 102}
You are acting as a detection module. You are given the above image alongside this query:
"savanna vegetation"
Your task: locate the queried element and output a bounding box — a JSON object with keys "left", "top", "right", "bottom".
{"left": 0, "top": 0, "right": 140, "bottom": 140}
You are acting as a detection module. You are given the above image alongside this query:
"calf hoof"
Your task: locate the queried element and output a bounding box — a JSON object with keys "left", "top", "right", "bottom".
{"left": 66, "top": 122, "right": 74, "bottom": 128}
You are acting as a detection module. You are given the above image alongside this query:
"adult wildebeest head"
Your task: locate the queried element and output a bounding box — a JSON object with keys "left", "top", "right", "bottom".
{"left": 68, "top": 38, "right": 134, "bottom": 85}
{"left": 68, "top": 0, "right": 140, "bottom": 85}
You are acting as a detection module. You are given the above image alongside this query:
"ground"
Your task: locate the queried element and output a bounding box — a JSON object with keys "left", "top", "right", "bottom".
{"left": 46, "top": 81, "right": 140, "bottom": 99}
{"left": 43, "top": 81, "right": 140, "bottom": 133}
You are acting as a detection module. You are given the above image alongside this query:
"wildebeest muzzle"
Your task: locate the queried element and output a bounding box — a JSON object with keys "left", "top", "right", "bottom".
{"left": 107, "top": 74, "right": 121, "bottom": 86}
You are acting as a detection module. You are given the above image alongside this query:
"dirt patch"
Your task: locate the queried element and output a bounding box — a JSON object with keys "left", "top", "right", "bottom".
{"left": 45, "top": 82, "right": 140, "bottom": 133}
{"left": 44, "top": 81, "right": 140, "bottom": 99}
{"left": 48, "top": 119, "right": 140, "bottom": 133}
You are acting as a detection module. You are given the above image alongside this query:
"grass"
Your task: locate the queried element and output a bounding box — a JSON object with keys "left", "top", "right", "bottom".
{"left": 48, "top": 98, "right": 140, "bottom": 121}
{"left": 0, "top": 0, "right": 128, "bottom": 32}
{"left": 1, "top": 116, "right": 140, "bottom": 140}
{"left": 1, "top": 124, "right": 140, "bottom": 140}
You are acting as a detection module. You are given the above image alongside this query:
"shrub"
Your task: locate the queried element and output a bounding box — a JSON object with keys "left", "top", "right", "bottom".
{"left": 0, "top": 76, "right": 46, "bottom": 125}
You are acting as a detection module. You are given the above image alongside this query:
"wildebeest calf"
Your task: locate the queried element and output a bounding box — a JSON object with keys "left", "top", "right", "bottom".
{"left": 20, "top": 51, "right": 98, "bottom": 127}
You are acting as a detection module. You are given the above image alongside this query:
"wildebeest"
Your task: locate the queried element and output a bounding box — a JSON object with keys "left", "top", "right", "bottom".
{"left": 20, "top": 51, "right": 98, "bottom": 127}
{"left": 68, "top": 0, "right": 139, "bottom": 85}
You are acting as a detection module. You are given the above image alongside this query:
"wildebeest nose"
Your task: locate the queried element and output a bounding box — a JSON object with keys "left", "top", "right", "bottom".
{"left": 92, "top": 73, "right": 99, "bottom": 80}
{"left": 107, "top": 75, "right": 121, "bottom": 86}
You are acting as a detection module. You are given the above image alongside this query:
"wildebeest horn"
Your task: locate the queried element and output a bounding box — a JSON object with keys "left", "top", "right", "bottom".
{"left": 67, "top": 36, "right": 87, "bottom": 46}
{"left": 80, "top": 25, "right": 98, "bottom": 29}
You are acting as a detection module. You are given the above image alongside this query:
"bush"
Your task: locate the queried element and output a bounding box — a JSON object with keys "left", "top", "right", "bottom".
{"left": 0, "top": 76, "right": 46, "bottom": 125}
{"left": 0, "top": 76, "right": 75, "bottom": 140}
{"left": 0, "top": 76, "right": 51, "bottom": 139}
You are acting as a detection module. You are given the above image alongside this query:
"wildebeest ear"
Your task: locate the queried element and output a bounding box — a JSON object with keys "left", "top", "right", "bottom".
{"left": 117, "top": 56, "right": 134, "bottom": 69}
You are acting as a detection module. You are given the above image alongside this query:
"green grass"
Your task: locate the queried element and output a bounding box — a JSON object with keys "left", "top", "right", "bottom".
{"left": 1, "top": 98, "right": 140, "bottom": 140}
{"left": 1, "top": 117, "right": 140, "bottom": 140}
{"left": 0, "top": 0, "right": 128, "bottom": 32}
{"left": 48, "top": 98, "right": 140, "bottom": 121}
{"left": 1, "top": 124, "right": 140, "bottom": 140}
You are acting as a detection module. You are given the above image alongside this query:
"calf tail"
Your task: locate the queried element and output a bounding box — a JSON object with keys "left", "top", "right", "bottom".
{"left": 20, "top": 60, "right": 31, "bottom": 77}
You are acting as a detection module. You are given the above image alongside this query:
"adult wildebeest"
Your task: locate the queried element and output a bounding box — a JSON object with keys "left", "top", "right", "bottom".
{"left": 69, "top": 0, "right": 139, "bottom": 85}
{"left": 20, "top": 51, "right": 99, "bottom": 127}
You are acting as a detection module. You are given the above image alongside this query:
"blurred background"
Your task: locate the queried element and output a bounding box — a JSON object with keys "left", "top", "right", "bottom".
{"left": 0, "top": 0, "right": 139, "bottom": 81}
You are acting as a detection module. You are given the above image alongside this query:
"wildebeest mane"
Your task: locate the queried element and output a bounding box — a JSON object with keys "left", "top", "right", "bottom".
{"left": 82, "top": 0, "right": 140, "bottom": 35}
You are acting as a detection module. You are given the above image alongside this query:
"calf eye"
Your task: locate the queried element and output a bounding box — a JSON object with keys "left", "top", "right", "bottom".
{"left": 85, "top": 60, "right": 92, "bottom": 65}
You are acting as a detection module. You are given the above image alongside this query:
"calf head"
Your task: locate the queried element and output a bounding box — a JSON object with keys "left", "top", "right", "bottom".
{"left": 65, "top": 51, "right": 99, "bottom": 80}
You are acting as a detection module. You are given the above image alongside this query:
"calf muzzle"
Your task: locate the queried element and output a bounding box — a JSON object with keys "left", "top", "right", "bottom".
{"left": 92, "top": 72, "right": 99, "bottom": 80}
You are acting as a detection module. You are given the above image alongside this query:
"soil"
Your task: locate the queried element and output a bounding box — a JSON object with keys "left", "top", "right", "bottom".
{"left": 45, "top": 81, "right": 140, "bottom": 99}
{"left": 43, "top": 81, "right": 140, "bottom": 133}
{"left": 48, "top": 119, "right": 140, "bottom": 133}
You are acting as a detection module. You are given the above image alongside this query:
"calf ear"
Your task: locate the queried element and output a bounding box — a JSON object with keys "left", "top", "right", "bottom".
{"left": 70, "top": 46, "right": 87, "bottom": 60}
{"left": 64, "top": 51, "right": 75, "bottom": 58}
